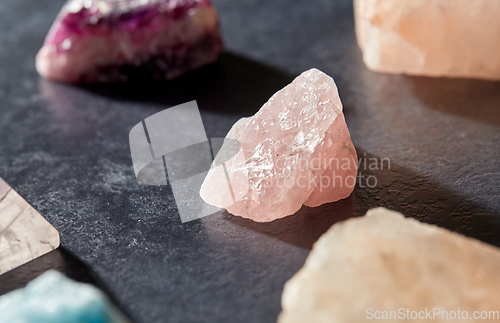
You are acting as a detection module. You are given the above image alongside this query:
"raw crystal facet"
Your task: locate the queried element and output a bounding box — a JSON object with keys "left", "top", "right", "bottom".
{"left": 0, "top": 270, "right": 129, "bottom": 323}
{"left": 36, "top": 0, "right": 223, "bottom": 83}
{"left": 279, "top": 208, "right": 500, "bottom": 323}
{"left": 200, "top": 68, "right": 358, "bottom": 222}
{"left": 354, "top": 0, "right": 500, "bottom": 80}
{"left": 0, "top": 177, "right": 60, "bottom": 276}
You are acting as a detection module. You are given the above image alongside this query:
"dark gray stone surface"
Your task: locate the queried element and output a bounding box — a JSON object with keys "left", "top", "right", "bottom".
{"left": 0, "top": 0, "right": 499, "bottom": 322}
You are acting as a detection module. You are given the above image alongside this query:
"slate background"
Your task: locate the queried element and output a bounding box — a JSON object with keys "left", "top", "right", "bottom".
{"left": 0, "top": 0, "right": 499, "bottom": 322}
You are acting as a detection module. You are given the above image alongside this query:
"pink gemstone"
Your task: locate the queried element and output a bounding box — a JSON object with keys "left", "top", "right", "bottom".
{"left": 200, "top": 68, "right": 358, "bottom": 222}
{"left": 36, "top": 0, "right": 223, "bottom": 83}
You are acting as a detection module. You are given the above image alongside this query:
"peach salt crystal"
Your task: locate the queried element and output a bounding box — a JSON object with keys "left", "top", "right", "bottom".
{"left": 200, "top": 68, "right": 358, "bottom": 222}
{"left": 279, "top": 208, "right": 500, "bottom": 322}
{"left": 354, "top": 0, "right": 500, "bottom": 80}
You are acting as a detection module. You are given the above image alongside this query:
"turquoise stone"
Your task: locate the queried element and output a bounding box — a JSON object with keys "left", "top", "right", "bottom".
{"left": 0, "top": 270, "right": 129, "bottom": 323}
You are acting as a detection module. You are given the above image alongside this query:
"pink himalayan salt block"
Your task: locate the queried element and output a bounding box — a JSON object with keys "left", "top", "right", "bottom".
{"left": 354, "top": 0, "right": 500, "bottom": 80}
{"left": 200, "top": 68, "right": 358, "bottom": 222}
{"left": 36, "top": 0, "right": 223, "bottom": 83}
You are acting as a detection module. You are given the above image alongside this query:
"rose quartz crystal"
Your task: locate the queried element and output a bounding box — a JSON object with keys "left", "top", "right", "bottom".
{"left": 36, "top": 0, "right": 223, "bottom": 83}
{"left": 354, "top": 0, "right": 500, "bottom": 80}
{"left": 200, "top": 68, "right": 358, "bottom": 222}
{"left": 279, "top": 208, "right": 500, "bottom": 323}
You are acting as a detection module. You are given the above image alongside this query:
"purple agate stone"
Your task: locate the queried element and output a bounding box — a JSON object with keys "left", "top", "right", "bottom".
{"left": 36, "top": 0, "right": 223, "bottom": 83}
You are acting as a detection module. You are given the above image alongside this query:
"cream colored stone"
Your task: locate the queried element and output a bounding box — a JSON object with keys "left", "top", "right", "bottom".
{"left": 279, "top": 208, "right": 500, "bottom": 323}
{"left": 354, "top": 0, "right": 500, "bottom": 80}
{"left": 0, "top": 178, "right": 60, "bottom": 275}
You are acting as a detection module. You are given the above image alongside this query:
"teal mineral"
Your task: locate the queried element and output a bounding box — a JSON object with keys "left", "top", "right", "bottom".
{"left": 0, "top": 270, "right": 129, "bottom": 323}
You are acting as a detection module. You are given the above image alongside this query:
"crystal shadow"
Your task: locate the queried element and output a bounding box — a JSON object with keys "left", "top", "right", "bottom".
{"left": 223, "top": 149, "right": 500, "bottom": 250}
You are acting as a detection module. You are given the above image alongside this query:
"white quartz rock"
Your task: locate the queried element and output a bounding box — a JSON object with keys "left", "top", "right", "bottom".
{"left": 354, "top": 0, "right": 500, "bottom": 80}
{"left": 279, "top": 208, "right": 500, "bottom": 323}
{"left": 0, "top": 177, "right": 60, "bottom": 275}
